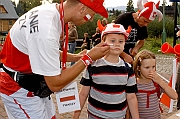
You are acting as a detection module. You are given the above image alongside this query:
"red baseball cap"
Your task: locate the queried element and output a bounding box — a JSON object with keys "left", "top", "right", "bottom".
{"left": 79, "top": 0, "right": 108, "bottom": 18}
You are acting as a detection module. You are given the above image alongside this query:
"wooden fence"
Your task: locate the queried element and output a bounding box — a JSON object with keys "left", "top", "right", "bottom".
{"left": 75, "top": 39, "right": 93, "bottom": 50}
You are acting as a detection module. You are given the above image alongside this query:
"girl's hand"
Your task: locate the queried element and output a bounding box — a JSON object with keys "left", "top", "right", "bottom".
{"left": 151, "top": 72, "right": 178, "bottom": 100}
{"left": 149, "top": 72, "right": 161, "bottom": 84}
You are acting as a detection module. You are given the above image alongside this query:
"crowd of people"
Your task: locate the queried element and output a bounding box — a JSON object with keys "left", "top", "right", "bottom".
{"left": 0, "top": 0, "right": 179, "bottom": 119}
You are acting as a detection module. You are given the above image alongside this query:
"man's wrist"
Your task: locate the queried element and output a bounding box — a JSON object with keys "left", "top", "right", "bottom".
{"left": 80, "top": 54, "right": 92, "bottom": 66}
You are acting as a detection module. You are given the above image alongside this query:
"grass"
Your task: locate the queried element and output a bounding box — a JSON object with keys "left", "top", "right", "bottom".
{"left": 141, "top": 37, "right": 180, "bottom": 54}
{"left": 75, "top": 48, "right": 81, "bottom": 54}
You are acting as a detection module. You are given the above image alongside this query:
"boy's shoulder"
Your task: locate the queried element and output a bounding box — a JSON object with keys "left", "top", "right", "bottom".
{"left": 123, "top": 60, "right": 132, "bottom": 68}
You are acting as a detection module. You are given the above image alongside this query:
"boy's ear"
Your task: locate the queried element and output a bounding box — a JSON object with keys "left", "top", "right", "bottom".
{"left": 101, "top": 37, "right": 105, "bottom": 42}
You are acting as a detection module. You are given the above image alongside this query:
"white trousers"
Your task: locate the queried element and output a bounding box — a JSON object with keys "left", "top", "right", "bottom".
{"left": 0, "top": 88, "right": 56, "bottom": 119}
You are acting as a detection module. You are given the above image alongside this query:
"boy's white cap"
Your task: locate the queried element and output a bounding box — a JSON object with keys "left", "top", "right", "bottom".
{"left": 101, "top": 23, "right": 129, "bottom": 40}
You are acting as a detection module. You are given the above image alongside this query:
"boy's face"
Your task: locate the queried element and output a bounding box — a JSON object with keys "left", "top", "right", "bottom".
{"left": 104, "top": 34, "right": 125, "bottom": 56}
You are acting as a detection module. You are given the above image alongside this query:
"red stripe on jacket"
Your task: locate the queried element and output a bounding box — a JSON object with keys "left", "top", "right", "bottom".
{"left": 0, "top": 72, "right": 21, "bottom": 95}
{"left": 1, "top": 33, "right": 32, "bottom": 73}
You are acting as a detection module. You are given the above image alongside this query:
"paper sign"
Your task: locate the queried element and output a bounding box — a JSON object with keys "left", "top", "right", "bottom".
{"left": 55, "top": 81, "right": 80, "bottom": 114}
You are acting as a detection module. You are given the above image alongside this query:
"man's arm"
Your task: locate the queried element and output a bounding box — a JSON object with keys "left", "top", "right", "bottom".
{"left": 92, "top": 33, "right": 97, "bottom": 38}
{"left": 45, "top": 42, "right": 110, "bottom": 92}
{"left": 126, "top": 93, "right": 139, "bottom": 119}
{"left": 60, "top": 50, "right": 87, "bottom": 62}
{"left": 120, "top": 52, "right": 133, "bottom": 64}
{"left": 130, "top": 40, "right": 145, "bottom": 57}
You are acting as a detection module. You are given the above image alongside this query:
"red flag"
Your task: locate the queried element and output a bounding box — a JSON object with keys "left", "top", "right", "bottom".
{"left": 160, "top": 76, "right": 172, "bottom": 108}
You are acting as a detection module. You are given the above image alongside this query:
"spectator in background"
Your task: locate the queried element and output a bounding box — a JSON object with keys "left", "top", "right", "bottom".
{"left": 68, "top": 21, "right": 78, "bottom": 66}
{"left": 81, "top": 33, "right": 90, "bottom": 50}
{"left": 111, "top": 19, "right": 115, "bottom": 23}
{"left": 0, "top": 43, "right": 3, "bottom": 65}
{"left": 177, "top": 30, "right": 180, "bottom": 38}
{"left": 92, "top": 27, "right": 101, "bottom": 46}
{"left": 175, "top": 29, "right": 180, "bottom": 109}
{"left": 101, "top": 18, "right": 108, "bottom": 26}
{"left": 114, "top": 0, "right": 163, "bottom": 64}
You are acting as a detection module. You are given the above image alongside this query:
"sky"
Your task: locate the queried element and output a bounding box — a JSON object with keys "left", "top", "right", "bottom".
{"left": 104, "top": 0, "right": 172, "bottom": 8}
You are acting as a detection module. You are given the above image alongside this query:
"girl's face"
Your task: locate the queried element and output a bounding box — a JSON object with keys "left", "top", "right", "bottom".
{"left": 139, "top": 58, "right": 156, "bottom": 80}
{"left": 105, "top": 34, "right": 125, "bottom": 56}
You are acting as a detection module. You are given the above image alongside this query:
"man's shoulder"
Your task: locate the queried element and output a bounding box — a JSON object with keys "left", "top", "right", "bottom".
{"left": 115, "top": 12, "right": 135, "bottom": 28}
{"left": 118, "top": 12, "right": 133, "bottom": 17}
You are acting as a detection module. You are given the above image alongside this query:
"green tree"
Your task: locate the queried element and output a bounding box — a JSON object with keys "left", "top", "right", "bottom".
{"left": 76, "top": 14, "right": 103, "bottom": 39}
{"left": 14, "top": 0, "right": 41, "bottom": 16}
{"left": 52, "top": 0, "right": 59, "bottom": 3}
{"left": 147, "top": 18, "right": 163, "bottom": 38}
{"left": 21, "top": 0, "right": 41, "bottom": 13}
{"left": 114, "top": 10, "right": 121, "bottom": 17}
{"left": 147, "top": 16, "right": 175, "bottom": 38}
{"left": 126, "top": 0, "right": 134, "bottom": 12}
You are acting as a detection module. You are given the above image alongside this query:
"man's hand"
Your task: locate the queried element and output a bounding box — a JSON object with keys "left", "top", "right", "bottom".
{"left": 120, "top": 52, "right": 134, "bottom": 64}
{"left": 130, "top": 47, "right": 138, "bottom": 57}
{"left": 87, "top": 42, "right": 110, "bottom": 61}
{"left": 78, "top": 49, "right": 87, "bottom": 56}
{"left": 130, "top": 40, "right": 145, "bottom": 57}
{"left": 95, "top": 38, "right": 100, "bottom": 41}
{"left": 124, "top": 55, "right": 133, "bottom": 64}
{"left": 64, "top": 50, "right": 87, "bottom": 62}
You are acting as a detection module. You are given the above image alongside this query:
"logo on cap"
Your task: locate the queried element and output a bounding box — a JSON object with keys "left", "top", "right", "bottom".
{"left": 97, "top": 20, "right": 130, "bottom": 40}
{"left": 137, "top": 0, "right": 163, "bottom": 21}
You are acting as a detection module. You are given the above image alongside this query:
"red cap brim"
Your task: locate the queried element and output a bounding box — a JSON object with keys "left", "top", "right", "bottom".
{"left": 79, "top": 0, "right": 108, "bottom": 18}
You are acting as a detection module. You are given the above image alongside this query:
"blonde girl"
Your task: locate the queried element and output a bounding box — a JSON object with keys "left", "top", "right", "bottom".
{"left": 133, "top": 49, "right": 178, "bottom": 119}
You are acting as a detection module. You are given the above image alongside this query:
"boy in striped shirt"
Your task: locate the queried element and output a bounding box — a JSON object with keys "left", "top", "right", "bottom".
{"left": 74, "top": 22, "right": 139, "bottom": 119}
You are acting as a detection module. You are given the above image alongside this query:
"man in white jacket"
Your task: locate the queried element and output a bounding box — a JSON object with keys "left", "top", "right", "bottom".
{"left": 0, "top": 0, "right": 110, "bottom": 119}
